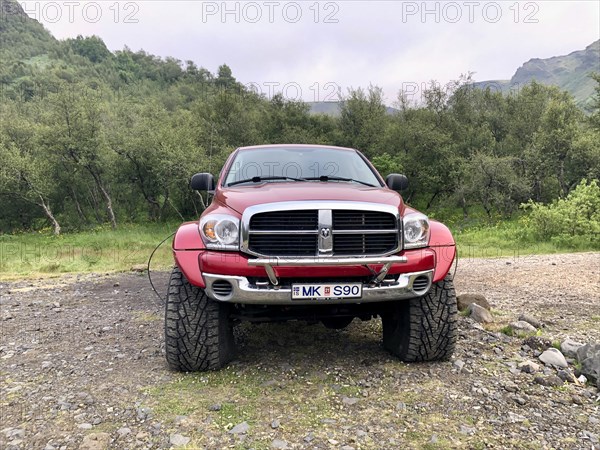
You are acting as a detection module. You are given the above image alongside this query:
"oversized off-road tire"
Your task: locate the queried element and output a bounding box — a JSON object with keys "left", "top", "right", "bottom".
{"left": 382, "top": 276, "right": 457, "bottom": 362}
{"left": 165, "top": 267, "right": 234, "bottom": 371}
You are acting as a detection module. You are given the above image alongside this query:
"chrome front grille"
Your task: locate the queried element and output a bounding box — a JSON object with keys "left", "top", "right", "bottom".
{"left": 243, "top": 201, "right": 401, "bottom": 258}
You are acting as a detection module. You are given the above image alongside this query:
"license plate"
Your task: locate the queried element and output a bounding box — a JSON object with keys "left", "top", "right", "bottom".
{"left": 291, "top": 283, "right": 362, "bottom": 300}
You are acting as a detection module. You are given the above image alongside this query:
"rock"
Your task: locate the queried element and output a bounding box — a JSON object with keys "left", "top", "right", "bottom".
{"left": 174, "top": 415, "right": 187, "bottom": 424}
{"left": 270, "top": 419, "right": 280, "bottom": 429}
{"left": 453, "top": 360, "right": 465, "bottom": 371}
{"left": 136, "top": 406, "right": 152, "bottom": 421}
{"left": 117, "top": 427, "right": 131, "bottom": 437}
{"left": 502, "top": 381, "right": 519, "bottom": 392}
{"left": 507, "top": 412, "right": 527, "bottom": 423}
{"left": 578, "top": 375, "right": 588, "bottom": 384}
{"left": 42, "top": 361, "right": 53, "bottom": 370}
{"left": 208, "top": 403, "right": 221, "bottom": 411}
{"left": 460, "top": 425, "right": 476, "bottom": 435}
{"left": 510, "top": 321, "right": 537, "bottom": 333}
{"left": 539, "top": 348, "right": 568, "bottom": 368}
{"left": 517, "top": 314, "right": 544, "bottom": 329}
{"left": 468, "top": 303, "right": 493, "bottom": 323}
{"left": 457, "top": 293, "right": 490, "bottom": 311}
{"left": 557, "top": 369, "right": 577, "bottom": 383}
{"left": 518, "top": 360, "right": 540, "bottom": 373}
{"left": 304, "top": 432, "right": 315, "bottom": 443}
{"left": 79, "top": 432, "right": 111, "bottom": 450}
{"left": 271, "top": 439, "right": 288, "bottom": 449}
{"left": 78, "top": 423, "right": 93, "bottom": 430}
{"left": 534, "top": 375, "right": 563, "bottom": 387}
{"left": 228, "top": 421, "right": 249, "bottom": 435}
{"left": 576, "top": 343, "right": 600, "bottom": 387}
{"left": 342, "top": 396, "right": 359, "bottom": 405}
{"left": 169, "top": 434, "right": 190, "bottom": 447}
{"left": 522, "top": 336, "right": 552, "bottom": 351}
{"left": 3, "top": 428, "right": 25, "bottom": 440}
{"left": 561, "top": 338, "right": 584, "bottom": 358}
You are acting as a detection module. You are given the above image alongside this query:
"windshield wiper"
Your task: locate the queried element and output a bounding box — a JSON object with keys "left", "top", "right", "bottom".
{"left": 227, "top": 176, "right": 307, "bottom": 187}
{"left": 305, "top": 175, "right": 376, "bottom": 187}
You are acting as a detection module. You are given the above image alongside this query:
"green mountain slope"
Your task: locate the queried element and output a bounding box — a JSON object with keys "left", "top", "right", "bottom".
{"left": 475, "top": 40, "right": 600, "bottom": 110}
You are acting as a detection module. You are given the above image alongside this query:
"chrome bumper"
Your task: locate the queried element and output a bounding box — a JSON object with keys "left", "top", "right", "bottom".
{"left": 202, "top": 269, "right": 433, "bottom": 305}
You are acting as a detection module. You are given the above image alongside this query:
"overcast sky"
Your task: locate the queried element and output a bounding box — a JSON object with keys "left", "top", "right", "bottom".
{"left": 29, "top": 0, "right": 600, "bottom": 103}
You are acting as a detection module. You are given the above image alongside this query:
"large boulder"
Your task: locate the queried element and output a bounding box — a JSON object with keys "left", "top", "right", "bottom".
{"left": 457, "top": 293, "right": 490, "bottom": 312}
{"left": 467, "top": 303, "right": 493, "bottom": 323}
{"left": 576, "top": 343, "right": 600, "bottom": 388}
{"left": 561, "top": 338, "right": 584, "bottom": 359}
{"left": 509, "top": 321, "right": 536, "bottom": 334}
{"left": 539, "top": 348, "right": 568, "bottom": 368}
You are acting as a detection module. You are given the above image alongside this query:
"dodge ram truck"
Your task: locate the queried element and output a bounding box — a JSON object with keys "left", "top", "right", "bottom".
{"left": 166, "top": 144, "right": 457, "bottom": 371}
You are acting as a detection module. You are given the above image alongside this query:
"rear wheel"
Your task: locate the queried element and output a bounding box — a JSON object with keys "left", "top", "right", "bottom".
{"left": 165, "top": 267, "right": 234, "bottom": 371}
{"left": 382, "top": 276, "right": 457, "bottom": 361}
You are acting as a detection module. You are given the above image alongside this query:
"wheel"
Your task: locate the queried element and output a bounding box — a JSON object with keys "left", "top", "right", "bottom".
{"left": 165, "top": 267, "right": 234, "bottom": 371}
{"left": 322, "top": 317, "right": 354, "bottom": 330}
{"left": 382, "top": 276, "right": 457, "bottom": 362}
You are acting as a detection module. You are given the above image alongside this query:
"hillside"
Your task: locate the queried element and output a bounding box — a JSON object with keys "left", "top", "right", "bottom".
{"left": 474, "top": 40, "right": 600, "bottom": 110}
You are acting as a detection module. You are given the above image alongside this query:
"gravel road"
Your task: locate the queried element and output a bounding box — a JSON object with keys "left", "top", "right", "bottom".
{"left": 1, "top": 252, "right": 599, "bottom": 449}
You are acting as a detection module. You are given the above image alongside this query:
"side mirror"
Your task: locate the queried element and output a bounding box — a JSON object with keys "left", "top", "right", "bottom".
{"left": 191, "top": 173, "right": 215, "bottom": 191}
{"left": 386, "top": 174, "right": 409, "bottom": 191}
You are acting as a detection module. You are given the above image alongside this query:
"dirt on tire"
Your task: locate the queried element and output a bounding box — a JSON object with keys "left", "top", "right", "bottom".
{"left": 1, "top": 252, "right": 599, "bottom": 449}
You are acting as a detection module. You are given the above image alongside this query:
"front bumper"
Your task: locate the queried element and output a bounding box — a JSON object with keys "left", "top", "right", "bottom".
{"left": 203, "top": 269, "right": 433, "bottom": 305}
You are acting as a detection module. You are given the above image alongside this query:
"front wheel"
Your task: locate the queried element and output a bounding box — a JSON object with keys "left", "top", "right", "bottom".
{"left": 382, "top": 276, "right": 457, "bottom": 361}
{"left": 164, "top": 267, "right": 235, "bottom": 371}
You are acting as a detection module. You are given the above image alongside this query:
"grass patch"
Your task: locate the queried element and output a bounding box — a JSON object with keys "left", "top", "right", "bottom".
{"left": 0, "top": 223, "right": 177, "bottom": 279}
{"left": 500, "top": 325, "right": 514, "bottom": 337}
{"left": 453, "top": 219, "right": 594, "bottom": 258}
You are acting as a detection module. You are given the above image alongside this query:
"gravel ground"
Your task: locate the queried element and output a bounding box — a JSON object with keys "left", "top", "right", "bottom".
{"left": 1, "top": 252, "right": 599, "bottom": 449}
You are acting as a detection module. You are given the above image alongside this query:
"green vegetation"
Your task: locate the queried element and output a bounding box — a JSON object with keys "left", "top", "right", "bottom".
{"left": 0, "top": 223, "right": 176, "bottom": 278}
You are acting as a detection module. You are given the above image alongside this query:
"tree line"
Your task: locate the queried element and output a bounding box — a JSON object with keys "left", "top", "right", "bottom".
{"left": 0, "top": 33, "right": 599, "bottom": 235}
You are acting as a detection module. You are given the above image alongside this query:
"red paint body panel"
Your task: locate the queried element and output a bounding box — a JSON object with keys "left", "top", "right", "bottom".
{"left": 431, "top": 245, "right": 456, "bottom": 282}
{"left": 173, "top": 250, "right": 205, "bottom": 288}
{"left": 429, "top": 220, "right": 455, "bottom": 247}
{"left": 173, "top": 222, "right": 205, "bottom": 250}
{"left": 428, "top": 220, "right": 456, "bottom": 282}
{"left": 215, "top": 183, "right": 404, "bottom": 215}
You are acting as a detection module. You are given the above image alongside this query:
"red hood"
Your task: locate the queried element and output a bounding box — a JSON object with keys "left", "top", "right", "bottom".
{"left": 212, "top": 182, "right": 404, "bottom": 214}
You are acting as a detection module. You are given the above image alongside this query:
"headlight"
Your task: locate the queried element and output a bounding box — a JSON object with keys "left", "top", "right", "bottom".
{"left": 403, "top": 212, "right": 430, "bottom": 249}
{"left": 200, "top": 214, "right": 240, "bottom": 249}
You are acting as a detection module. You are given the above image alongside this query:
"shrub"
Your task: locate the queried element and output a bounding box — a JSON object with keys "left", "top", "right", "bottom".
{"left": 520, "top": 179, "right": 600, "bottom": 244}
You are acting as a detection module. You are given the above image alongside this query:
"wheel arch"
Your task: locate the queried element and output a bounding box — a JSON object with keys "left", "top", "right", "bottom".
{"left": 429, "top": 220, "right": 456, "bottom": 283}
{"left": 173, "top": 222, "right": 206, "bottom": 288}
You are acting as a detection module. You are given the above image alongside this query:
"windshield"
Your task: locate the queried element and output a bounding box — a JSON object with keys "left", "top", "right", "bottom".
{"left": 223, "top": 147, "right": 383, "bottom": 187}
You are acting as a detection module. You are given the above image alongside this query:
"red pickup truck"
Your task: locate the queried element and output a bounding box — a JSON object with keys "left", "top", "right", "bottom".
{"left": 166, "top": 144, "right": 457, "bottom": 371}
